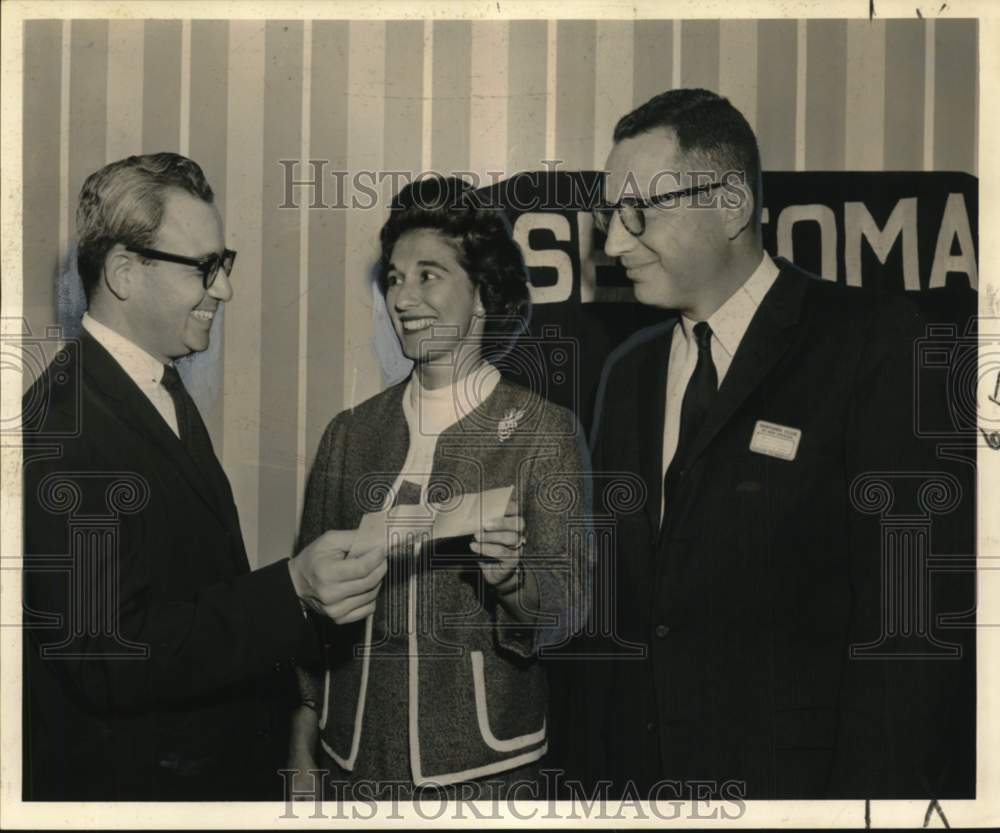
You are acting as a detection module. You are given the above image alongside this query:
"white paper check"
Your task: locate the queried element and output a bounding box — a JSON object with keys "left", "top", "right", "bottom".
{"left": 347, "top": 485, "right": 514, "bottom": 557}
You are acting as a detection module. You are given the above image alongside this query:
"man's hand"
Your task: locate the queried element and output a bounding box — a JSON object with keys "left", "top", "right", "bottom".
{"left": 288, "top": 530, "right": 388, "bottom": 624}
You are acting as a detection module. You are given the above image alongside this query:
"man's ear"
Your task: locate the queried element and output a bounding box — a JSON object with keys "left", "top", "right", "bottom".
{"left": 722, "top": 174, "right": 755, "bottom": 241}
{"left": 103, "top": 249, "right": 133, "bottom": 301}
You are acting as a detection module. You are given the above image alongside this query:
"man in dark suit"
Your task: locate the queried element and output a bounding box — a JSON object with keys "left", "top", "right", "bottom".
{"left": 582, "top": 89, "right": 974, "bottom": 799}
{"left": 22, "top": 153, "right": 388, "bottom": 800}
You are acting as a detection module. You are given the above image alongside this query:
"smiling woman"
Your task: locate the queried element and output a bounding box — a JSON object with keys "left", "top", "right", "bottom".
{"left": 289, "top": 176, "right": 590, "bottom": 800}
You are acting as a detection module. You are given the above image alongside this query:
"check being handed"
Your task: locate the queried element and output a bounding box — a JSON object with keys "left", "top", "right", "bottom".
{"left": 347, "top": 485, "right": 514, "bottom": 558}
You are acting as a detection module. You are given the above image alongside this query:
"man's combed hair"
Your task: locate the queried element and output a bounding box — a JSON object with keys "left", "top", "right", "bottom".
{"left": 75, "top": 152, "right": 214, "bottom": 302}
{"left": 377, "top": 176, "right": 532, "bottom": 360}
{"left": 614, "top": 88, "right": 762, "bottom": 220}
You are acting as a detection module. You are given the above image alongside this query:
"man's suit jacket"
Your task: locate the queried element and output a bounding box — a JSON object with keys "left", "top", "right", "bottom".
{"left": 22, "top": 332, "right": 319, "bottom": 800}
{"left": 582, "top": 259, "right": 975, "bottom": 799}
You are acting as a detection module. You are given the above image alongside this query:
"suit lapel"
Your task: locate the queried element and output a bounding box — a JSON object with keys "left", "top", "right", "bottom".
{"left": 79, "top": 333, "right": 237, "bottom": 533}
{"left": 680, "top": 263, "right": 809, "bottom": 478}
{"left": 637, "top": 323, "right": 675, "bottom": 540}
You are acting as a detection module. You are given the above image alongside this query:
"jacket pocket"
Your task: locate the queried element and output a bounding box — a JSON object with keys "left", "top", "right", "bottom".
{"left": 470, "top": 650, "right": 545, "bottom": 753}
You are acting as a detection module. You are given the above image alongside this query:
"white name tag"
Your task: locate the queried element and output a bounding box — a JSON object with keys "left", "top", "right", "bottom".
{"left": 750, "top": 420, "right": 802, "bottom": 461}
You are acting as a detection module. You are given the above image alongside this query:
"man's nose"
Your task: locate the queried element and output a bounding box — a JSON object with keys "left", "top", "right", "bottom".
{"left": 603, "top": 211, "right": 637, "bottom": 259}
{"left": 208, "top": 269, "right": 233, "bottom": 303}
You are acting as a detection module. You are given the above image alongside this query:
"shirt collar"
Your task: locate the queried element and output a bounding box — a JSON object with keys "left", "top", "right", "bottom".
{"left": 82, "top": 312, "right": 170, "bottom": 387}
{"left": 678, "top": 252, "right": 780, "bottom": 359}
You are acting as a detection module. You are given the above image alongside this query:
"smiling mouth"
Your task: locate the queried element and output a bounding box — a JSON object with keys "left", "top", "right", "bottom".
{"left": 401, "top": 317, "right": 435, "bottom": 333}
{"left": 191, "top": 310, "right": 215, "bottom": 322}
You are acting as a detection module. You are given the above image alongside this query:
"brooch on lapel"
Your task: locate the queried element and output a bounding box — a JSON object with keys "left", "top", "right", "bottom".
{"left": 497, "top": 408, "right": 526, "bottom": 443}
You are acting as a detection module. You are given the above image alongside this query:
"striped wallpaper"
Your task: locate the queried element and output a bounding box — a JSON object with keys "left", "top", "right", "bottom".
{"left": 21, "top": 18, "right": 979, "bottom": 567}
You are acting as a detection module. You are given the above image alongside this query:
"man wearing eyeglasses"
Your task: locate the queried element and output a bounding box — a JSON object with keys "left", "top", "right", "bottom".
{"left": 22, "top": 153, "right": 388, "bottom": 800}
{"left": 578, "top": 90, "right": 973, "bottom": 799}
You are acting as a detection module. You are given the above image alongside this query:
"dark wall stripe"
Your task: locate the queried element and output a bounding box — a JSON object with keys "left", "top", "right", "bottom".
{"left": 633, "top": 20, "right": 673, "bottom": 108}
{"left": 258, "top": 21, "right": 303, "bottom": 564}
{"left": 189, "top": 21, "right": 230, "bottom": 443}
{"left": 555, "top": 21, "right": 596, "bottom": 171}
{"left": 680, "top": 20, "right": 720, "bottom": 92}
{"left": 883, "top": 20, "right": 925, "bottom": 171}
{"left": 805, "top": 20, "right": 847, "bottom": 171}
{"left": 934, "top": 19, "right": 977, "bottom": 174}
{"left": 142, "top": 20, "right": 181, "bottom": 153}
{"left": 306, "top": 21, "right": 350, "bottom": 473}
{"left": 756, "top": 20, "right": 797, "bottom": 171}
{"left": 431, "top": 21, "right": 472, "bottom": 174}
{"left": 507, "top": 21, "right": 548, "bottom": 173}
{"left": 68, "top": 20, "right": 109, "bottom": 269}
{"left": 23, "top": 20, "right": 63, "bottom": 348}
{"left": 384, "top": 20, "right": 424, "bottom": 178}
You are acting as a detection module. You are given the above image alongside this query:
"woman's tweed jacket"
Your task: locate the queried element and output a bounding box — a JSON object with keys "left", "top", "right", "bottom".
{"left": 297, "top": 375, "right": 590, "bottom": 785}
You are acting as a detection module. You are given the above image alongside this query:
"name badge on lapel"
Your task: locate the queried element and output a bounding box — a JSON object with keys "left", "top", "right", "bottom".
{"left": 750, "top": 420, "right": 802, "bottom": 461}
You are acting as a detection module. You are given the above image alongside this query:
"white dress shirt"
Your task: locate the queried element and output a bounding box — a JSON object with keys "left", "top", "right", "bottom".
{"left": 82, "top": 313, "right": 180, "bottom": 437}
{"left": 660, "top": 253, "right": 780, "bottom": 522}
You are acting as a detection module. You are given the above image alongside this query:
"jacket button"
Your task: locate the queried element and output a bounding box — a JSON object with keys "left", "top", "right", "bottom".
{"left": 646, "top": 721, "right": 656, "bottom": 732}
{"left": 655, "top": 624, "right": 670, "bottom": 638}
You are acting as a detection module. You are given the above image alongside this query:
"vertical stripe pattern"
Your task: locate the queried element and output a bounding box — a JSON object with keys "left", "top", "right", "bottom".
{"left": 23, "top": 21, "right": 63, "bottom": 348}
{"left": 21, "top": 16, "right": 981, "bottom": 567}
{"left": 258, "top": 21, "right": 304, "bottom": 567}
{"left": 805, "top": 20, "right": 847, "bottom": 171}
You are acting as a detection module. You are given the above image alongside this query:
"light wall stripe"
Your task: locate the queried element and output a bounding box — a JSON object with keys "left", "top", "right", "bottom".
{"left": 421, "top": 20, "right": 433, "bottom": 175}
{"left": 555, "top": 21, "right": 596, "bottom": 172}
{"left": 432, "top": 21, "right": 472, "bottom": 175}
{"left": 469, "top": 21, "right": 509, "bottom": 182}
{"left": 258, "top": 21, "right": 304, "bottom": 566}
{"left": 385, "top": 21, "right": 424, "bottom": 182}
{"left": 805, "top": 20, "right": 847, "bottom": 171}
{"left": 934, "top": 19, "right": 977, "bottom": 175}
{"left": 633, "top": 20, "right": 672, "bottom": 109}
{"left": 756, "top": 20, "right": 797, "bottom": 171}
{"left": 68, "top": 21, "right": 109, "bottom": 263}
{"left": 223, "top": 20, "right": 266, "bottom": 566}
{"left": 507, "top": 21, "right": 548, "bottom": 174}
{"left": 142, "top": 21, "right": 181, "bottom": 152}
{"left": 794, "top": 20, "right": 806, "bottom": 171}
{"left": 545, "top": 20, "right": 557, "bottom": 164}
{"left": 305, "top": 21, "right": 349, "bottom": 484}
{"left": 884, "top": 20, "right": 925, "bottom": 171}
{"left": 593, "top": 21, "right": 633, "bottom": 170}
{"left": 105, "top": 21, "right": 144, "bottom": 163}
{"left": 718, "top": 20, "right": 758, "bottom": 134}
{"left": 188, "top": 19, "right": 230, "bottom": 446}
{"left": 680, "top": 20, "right": 719, "bottom": 92}
{"left": 924, "top": 20, "right": 935, "bottom": 172}
{"left": 345, "top": 21, "right": 386, "bottom": 409}
{"left": 845, "top": 20, "right": 885, "bottom": 171}
{"left": 22, "top": 20, "right": 63, "bottom": 344}
{"left": 672, "top": 21, "right": 681, "bottom": 88}
{"left": 59, "top": 21, "right": 70, "bottom": 268}
{"left": 179, "top": 20, "right": 191, "bottom": 156}
{"left": 295, "top": 21, "right": 313, "bottom": 522}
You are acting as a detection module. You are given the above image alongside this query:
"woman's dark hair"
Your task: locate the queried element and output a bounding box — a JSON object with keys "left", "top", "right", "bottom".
{"left": 377, "top": 176, "right": 531, "bottom": 360}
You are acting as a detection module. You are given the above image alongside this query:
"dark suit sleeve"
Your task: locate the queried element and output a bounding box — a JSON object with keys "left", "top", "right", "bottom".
{"left": 831, "top": 295, "right": 975, "bottom": 797}
{"left": 293, "top": 413, "right": 348, "bottom": 707}
{"left": 23, "top": 428, "right": 317, "bottom": 716}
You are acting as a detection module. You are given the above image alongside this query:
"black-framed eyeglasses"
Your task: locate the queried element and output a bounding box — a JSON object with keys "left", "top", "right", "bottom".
{"left": 592, "top": 181, "right": 724, "bottom": 237}
{"left": 126, "top": 245, "right": 237, "bottom": 289}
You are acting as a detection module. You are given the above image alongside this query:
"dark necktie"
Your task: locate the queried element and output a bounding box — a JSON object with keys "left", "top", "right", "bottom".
{"left": 661, "top": 321, "right": 718, "bottom": 529}
{"left": 160, "top": 364, "right": 219, "bottom": 479}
